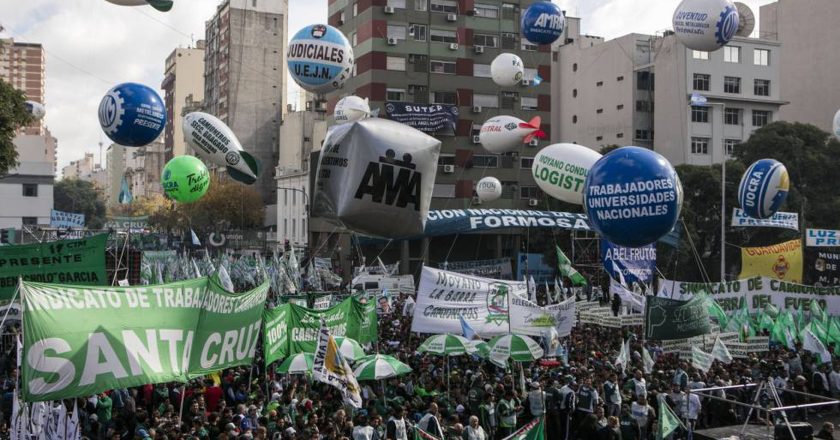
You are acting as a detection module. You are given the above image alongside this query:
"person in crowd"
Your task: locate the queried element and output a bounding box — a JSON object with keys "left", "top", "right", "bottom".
{"left": 464, "top": 415, "right": 488, "bottom": 440}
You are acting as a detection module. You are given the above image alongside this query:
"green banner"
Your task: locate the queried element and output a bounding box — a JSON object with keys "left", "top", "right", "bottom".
{"left": 285, "top": 297, "right": 377, "bottom": 356}
{"left": 0, "top": 234, "right": 107, "bottom": 301}
{"left": 645, "top": 295, "right": 711, "bottom": 340}
{"left": 22, "top": 277, "right": 268, "bottom": 402}
{"left": 263, "top": 304, "right": 290, "bottom": 367}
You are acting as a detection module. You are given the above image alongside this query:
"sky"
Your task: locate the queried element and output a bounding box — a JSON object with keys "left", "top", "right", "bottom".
{"left": 0, "top": 0, "right": 775, "bottom": 175}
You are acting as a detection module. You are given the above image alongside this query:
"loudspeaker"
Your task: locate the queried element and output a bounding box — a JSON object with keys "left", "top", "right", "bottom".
{"left": 775, "top": 422, "right": 813, "bottom": 440}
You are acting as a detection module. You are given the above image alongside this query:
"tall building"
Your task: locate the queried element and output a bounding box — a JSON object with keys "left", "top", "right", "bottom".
{"left": 105, "top": 144, "right": 127, "bottom": 207}
{"left": 106, "top": 141, "right": 165, "bottom": 206}
{"left": 552, "top": 13, "right": 784, "bottom": 166}
{"left": 0, "top": 38, "right": 45, "bottom": 136}
{"left": 323, "top": 0, "right": 553, "bottom": 276}
{"left": 203, "top": 0, "right": 289, "bottom": 206}
{"left": 62, "top": 152, "right": 102, "bottom": 180}
{"left": 760, "top": 1, "right": 840, "bottom": 133}
{"left": 0, "top": 129, "right": 56, "bottom": 228}
{"left": 162, "top": 41, "right": 206, "bottom": 161}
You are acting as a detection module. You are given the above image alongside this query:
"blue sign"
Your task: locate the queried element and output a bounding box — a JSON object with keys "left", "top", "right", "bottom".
{"left": 385, "top": 102, "right": 458, "bottom": 136}
{"left": 98, "top": 83, "right": 166, "bottom": 147}
{"left": 50, "top": 209, "right": 85, "bottom": 228}
{"left": 287, "top": 24, "right": 353, "bottom": 93}
{"left": 423, "top": 209, "right": 590, "bottom": 237}
{"left": 600, "top": 240, "right": 656, "bottom": 286}
{"left": 520, "top": 1, "right": 565, "bottom": 45}
{"left": 737, "top": 158, "right": 789, "bottom": 219}
{"left": 584, "top": 146, "right": 682, "bottom": 247}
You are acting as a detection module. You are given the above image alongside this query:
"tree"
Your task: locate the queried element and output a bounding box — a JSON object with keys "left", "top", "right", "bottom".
{"left": 180, "top": 176, "right": 264, "bottom": 232}
{"left": 54, "top": 179, "right": 107, "bottom": 229}
{"left": 0, "top": 78, "right": 34, "bottom": 175}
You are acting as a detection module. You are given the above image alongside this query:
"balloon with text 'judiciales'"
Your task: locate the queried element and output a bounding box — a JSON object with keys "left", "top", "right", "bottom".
{"left": 312, "top": 119, "right": 441, "bottom": 239}
{"left": 584, "top": 147, "right": 683, "bottom": 247}
{"left": 104, "top": 0, "right": 173, "bottom": 11}
{"left": 161, "top": 156, "right": 210, "bottom": 204}
{"left": 334, "top": 96, "right": 370, "bottom": 123}
{"left": 98, "top": 83, "right": 166, "bottom": 147}
{"left": 182, "top": 112, "right": 260, "bottom": 185}
{"left": 479, "top": 116, "right": 545, "bottom": 153}
{"left": 833, "top": 109, "right": 840, "bottom": 142}
{"left": 737, "top": 159, "right": 789, "bottom": 219}
{"left": 672, "top": 0, "right": 739, "bottom": 51}
{"left": 490, "top": 53, "right": 524, "bottom": 87}
{"left": 24, "top": 101, "right": 45, "bottom": 120}
{"left": 476, "top": 177, "right": 503, "bottom": 202}
{"left": 532, "top": 143, "right": 602, "bottom": 205}
{"left": 521, "top": 1, "right": 565, "bottom": 45}
{"left": 287, "top": 24, "right": 354, "bottom": 94}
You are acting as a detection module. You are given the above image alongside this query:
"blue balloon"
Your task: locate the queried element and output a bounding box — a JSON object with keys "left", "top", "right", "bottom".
{"left": 98, "top": 83, "right": 166, "bottom": 147}
{"left": 287, "top": 24, "right": 354, "bottom": 94}
{"left": 584, "top": 147, "right": 683, "bottom": 247}
{"left": 737, "top": 159, "right": 789, "bottom": 219}
{"left": 521, "top": 1, "right": 565, "bottom": 45}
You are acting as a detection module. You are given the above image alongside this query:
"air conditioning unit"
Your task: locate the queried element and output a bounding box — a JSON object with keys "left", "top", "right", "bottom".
{"left": 447, "top": 13, "right": 458, "bottom": 21}
{"left": 443, "top": 164, "right": 455, "bottom": 173}
{"left": 471, "top": 135, "right": 481, "bottom": 144}
{"left": 472, "top": 196, "right": 482, "bottom": 205}
{"left": 387, "top": 37, "right": 398, "bottom": 46}
{"left": 528, "top": 138, "right": 539, "bottom": 147}
{"left": 474, "top": 45, "right": 485, "bottom": 54}
{"left": 528, "top": 198, "right": 539, "bottom": 207}
{"left": 448, "top": 43, "right": 459, "bottom": 50}
{"left": 471, "top": 105, "right": 482, "bottom": 113}
{"left": 521, "top": 79, "right": 532, "bottom": 86}
{"left": 384, "top": 5, "right": 395, "bottom": 14}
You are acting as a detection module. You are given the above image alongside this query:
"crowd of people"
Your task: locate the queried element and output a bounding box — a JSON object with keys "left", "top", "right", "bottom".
{"left": 1, "top": 291, "right": 839, "bottom": 440}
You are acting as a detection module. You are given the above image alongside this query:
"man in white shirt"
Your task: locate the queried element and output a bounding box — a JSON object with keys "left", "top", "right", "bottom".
{"left": 418, "top": 403, "right": 443, "bottom": 438}
{"left": 682, "top": 386, "right": 702, "bottom": 432}
{"left": 352, "top": 416, "right": 375, "bottom": 440}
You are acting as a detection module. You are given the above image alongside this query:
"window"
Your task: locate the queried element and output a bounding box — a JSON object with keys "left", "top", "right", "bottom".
{"left": 409, "top": 24, "right": 427, "bottom": 41}
{"left": 521, "top": 40, "right": 538, "bottom": 51}
{"left": 596, "top": 81, "right": 603, "bottom": 87}
{"left": 692, "top": 50, "right": 709, "bottom": 60}
{"left": 724, "top": 76, "right": 741, "bottom": 94}
{"left": 415, "top": 0, "right": 427, "bottom": 11}
{"left": 693, "top": 73, "right": 710, "bottom": 91}
{"left": 635, "top": 130, "right": 651, "bottom": 140}
{"left": 501, "top": 33, "right": 517, "bottom": 49}
{"left": 724, "top": 139, "right": 740, "bottom": 155}
{"left": 439, "top": 154, "right": 456, "bottom": 166}
{"left": 725, "top": 108, "right": 741, "bottom": 125}
{"left": 433, "top": 184, "right": 456, "bottom": 198}
{"left": 521, "top": 97, "right": 538, "bottom": 110}
{"left": 520, "top": 186, "right": 539, "bottom": 199}
{"left": 724, "top": 46, "right": 740, "bottom": 63}
{"left": 754, "top": 49, "right": 770, "bottom": 66}
{"left": 752, "top": 110, "right": 771, "bottom": 127}
{"left": 430, "top": 29, "right": 457, "bottom": 44}
{"left": 386, "top": 88, "right": 406, "bottom": 101}
{"left": 22, "top": 217, "right": 37, "bottom": 226}
{"left": 386, "top": 56, "right": 406, "bottom": 71}
{"left": 411, "top": 87, "right": 428, "bottom": 104}
{"left": 596, "top": 108, "right": 603, "bottom": 114}
{"left": 617, "top": 104, "right": 624, "bottom": 110}
{"left": 572, "top": 115, "right": 578, "bottom": 124}
{"left": 691, "top": 106, "right": 709, "bottom": 123}
{"left": 473, "top": 33, "right": 498, "bottom": 48}
{"left": 473, "top": 64, "right": 492, "bottom": 78}
{"left": 501, "top": 3, "right": 517, "bottom": 20}
{"left": 430, "top": 91, "right": 457, "bottom": 104}
{"left": 474, "top": 93, "right": 499, "bottom": 108}
{"left": 410, "top": 54, "right": 428, "bottom": 72}
{"left": 430, "top": 59, "right": 456, "bottom": 74}
{"left": 617, "top": 76, "right": 624, "bottom": 81}
{"left": 22, "top": 183, "right": 38, "bottom": 197}
{"left": 572, "top": 89, "right": 578, "bottom": 98}
{"left": 500, "top": 91, "right": 518, "bottom": 109}
{"left": 637, "top": 71, "right": 653, "bottom": 90}
{"left": 351, "top": 32, "right": 357, "bottom": 46}
{"left": 430, "top": 0, "right": 457, "bottom": 13}
{"left": 754, "top": 79, "right": 770, "bottom": 96}
{"left": 473, "top": 3, "right": 498, "bottom": 18}
{"left": 691, "top": 137, "right": 710, "bottom": 154}
{"left": 472, "top": 155, "right": 499, "bottom": 168}
{"left": 388, "top": 0, "right": 406, "bottom": 7}
{"left": 352, "top": 3, "right": 358, "bottom": 16}
{"left": 572, "top": 63, "right": 578, "bottom": 72}
{"left": 616, "top": 133, "right": 624, "bottom": 138}
{"left": 520, "top": 157, "right": 534, "bottom": 169}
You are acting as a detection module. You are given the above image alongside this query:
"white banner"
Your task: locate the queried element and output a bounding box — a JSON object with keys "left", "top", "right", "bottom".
{"left": 806, "top": 228, "right": 840, "bottom": 247}
{"left": 658, "top": 276, "right": 840, "bottom": 314}
{"left": 313, "top": 295, "right": 332, "bottom": 310}
{"left": 731, "top": 208, "right": 798, "bottom": 231}
{"left": 610, "top": 280, "right": 646, "bottom": 311}
{"left": 510, "top": 296, "right": 575, "bottom": 338}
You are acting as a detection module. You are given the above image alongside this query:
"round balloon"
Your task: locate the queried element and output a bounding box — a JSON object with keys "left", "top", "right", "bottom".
{"left": 672, "top": 0, "right": 739, "bottom": 52}
{"left": 287, "top": 24, "right": 354, "bottom": 94}
{"left": 476, "top": 177, "right": 503, "bottom": 202}
{"left": 161, "top": 156, "right": 210, "bottom": 203}
{"left": 832, "top": 109, "right": 840, "bottom": 142}
{"left": 521, "top": 1, "right": 565, "bottom": 45}
{"left": 737, "top": 159, "right": 789, "bottom": 219}
{"left": 490, "top": 53, "right": 525, "bottom": 87}
{"left": 532, "top": 143, "right": 602, "bottom": 205}
{"left": 98, "top": 82, "right": 166, "bottom": 147}
{"left": 584, "top": 146, "right": 683, "bottom": 247}
{"left": 334, "top": 96, "right": 370, "bottom": 123}
{"left": 24, "top": 101, "right": 45, "bottom": 120}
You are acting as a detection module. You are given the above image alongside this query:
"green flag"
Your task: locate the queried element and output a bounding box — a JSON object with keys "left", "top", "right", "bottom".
{"left": 811, "top": 300, "right": 827, "bottom": 323}
{"left": 501, "top": 416, "right": 545, "bottom": 440}
{"left": 758, "top": 313, "right": 775, "bottom": 333}
{"left": 657, "top": 398, "right": 683, "bottom": 440}
{"left": 556, "top": 246, "right": 587, "bottom": 286}
{"left": 284, "top": 297, "right": 377, "bottom": 355}
{"left": 263, "top": 304, "right": 291, "bottom": 367}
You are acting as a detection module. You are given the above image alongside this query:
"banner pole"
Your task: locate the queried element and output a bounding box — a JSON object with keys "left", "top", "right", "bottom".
{"left": 177, "top": 384, "right": 186, "bottom": 427}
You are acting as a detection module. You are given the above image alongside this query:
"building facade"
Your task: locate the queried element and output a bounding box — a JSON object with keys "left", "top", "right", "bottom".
{"left": 203, "top": 0, "right": 289, "bottom": 206}
{"left": 162, "top": 41, "right": 206, "bottom": 161}
{"left": 0, "top": 38, "right": 45, "bottom": 136}
{"left": 62, "top": 152, "right": 102, "bottom": 181}
{"left": 105, "top": 144, "right": 127, "bottom": 207}
{"left": 0, "top": 131, "right": 57, "bottom": 228}
{"left": 125, "top": 141, "right": 166, "bottom": 199}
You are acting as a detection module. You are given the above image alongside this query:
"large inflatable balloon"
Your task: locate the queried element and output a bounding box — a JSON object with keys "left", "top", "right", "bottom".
{"left": 98, "top": 82, "right": 166, "bottom": 147}
{"left": 584, "top": 146, "right": 683, "bottom": 247}
{"left": 287, "top": 24, "right": 354, "bottom": 94}
{"left": 476, "top": 177, "right": 503, "bottom": 202}
{"left": 182, "top": 112, "right": 260, "bottom": 185}
{"left": 490, "top": 53, "right": 524, "bottom": 87}
{"left": 521, "top": 1, "right": 565, "bottom": 45}
{"left": 672, "top": 0, "right": 739, "bottom": 52}
{"left": 532, "top": 143, "right": 602, "bottom": 205}
{"left": 312, "top": 119, "right": 441, "bottom": 239}
{"left": 161, "top": 156, "right": 210, "bottom": 203}
{"left": 334, "top": 96, "right": 370, "bottom": 123}
{"left": 833, "top": 109, "right": 840, "bottom": 142}
{"left": 737, "top": 159, "right": 789, "bottom": 219}
{"left": 24, "top": 101, "right": 45, "bottom": 120}
{"left": 479, "top": 116, "right": 545, "bottom": 153}
{"left": 104, "top": 0, "right": 173, "bottom": 12}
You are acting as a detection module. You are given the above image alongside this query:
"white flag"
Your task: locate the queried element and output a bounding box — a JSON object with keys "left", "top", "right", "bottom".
{"left": 691, "top": 346, "right": 714, "bottom": 373}
{"left": 711, "top": 337, "right": 733, "bottom": 364}
{"left": 803, "top": 328, "right": 832, "bottom": 364}
{"left": 528, "top": 276, "right": 536, "bottom": 302}
{"left": 642, "top": 347, "right": 655, "bottom": 374}
{"left": 313, "top": 319, "right": 363, "bottom": 408}
{"left": 615, "top": 338, "right": 629, "bottom": 370}
{"left": 66, "top": 400, "right": 80, "bottom": 440}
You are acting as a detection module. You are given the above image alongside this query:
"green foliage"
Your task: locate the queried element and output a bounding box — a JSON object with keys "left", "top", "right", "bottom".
{"left": 0, "top": 78, "right": 34, "bottom": 176}
{"left": 54, "top": 179, "right": 107, "bottom": 229}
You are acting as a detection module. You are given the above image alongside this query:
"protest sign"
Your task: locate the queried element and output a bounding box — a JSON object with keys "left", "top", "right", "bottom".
{"left": 49, "top": 210, "right": 85, "bottom": 228}
{"left": 804, "top": 248, "right": 840, "bottom": 286}
{"left": 806, "top": 229, "right": 840, "bottom": 247}
{"left": 385, "top": 102, "right": 458, "bottom": 135}
{"left": 739, "top": 239, "right": 803, "bottom": 282}
{"left": 104, "top": 216, "right": 148, "bottom": 231}
{"left": 424, "top": 209, "right": 590, "bottom": 237}
{"left": 731, "top": 208, "right": 798, "bottom": 231}
{"left": 601, "top": 240, "right": 656, "bottom": 286}
{"left": 263, "top": 304, "right": 290, "bottom": 366}
{"left": 285, "top": 297, "right": 377, "bottom": 355}
{"left": 443, "top": 258, "right": 513, "bottom": 279}
{"left": 644, "top": 296, "right": 710, "bottom": 340}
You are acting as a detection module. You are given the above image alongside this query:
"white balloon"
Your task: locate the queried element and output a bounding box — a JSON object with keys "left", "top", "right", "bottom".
{"left": 672, "top": 0, "right": 740, "bottom": 52}
{"left": 476, "top": 177, "right": 503, "bottom": 202}
{"left": 490, "top": 53, "right": 525, "bottom": 87}
{"left": 182, "top": 112, "right": 260, "bottom": 185}
{"left": 334, "top": 96, "right": 370, "bottom": 123}
{"left": 833, "top": 109, "right": 840, "bottom": 142}
{"left": 479, "top": 116, "right": 545, "bottom": 153}
{"left": 24, "top": 101, "right": 45, "bottom": 120}
{"left": 532, "top": 143, "right": 602, "bottom": 205}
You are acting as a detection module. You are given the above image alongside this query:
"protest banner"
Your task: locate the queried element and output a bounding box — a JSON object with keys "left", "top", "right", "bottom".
{"left": 644, "top": 296, "right": 710, "bottom": 340}
{"left": 104, "top": 216, "right": 148, "bottom": 231}
{"left": 424, "top": 209, "right": 590, "bottom": 237}
{"left": 285, "top": 297, "right": 377, "bottom": 355}
{"left": 601, "top": 240, "right": 656, "bottom": 286}
{"left": 804, "top": 248, "right": 840, "bottom": 286}
{"left": 739, "top": 239, "right": 803, "bottom": 282}
{"left": 509, "top": 296, "right": 575, "bottom": 338}
{"left": 442, "top": 258, "right": 514, "bottom": 279}
{"left": 806, "top": 229, "right": 840, "bottom": 247}
{"left": 731, "top": 208, "right": 798, "bottom": 231}
{"left": 384, "top": 102, "right": 458, "bottom": 135}
{"left": 49, "top": 210, "right": 85, "bottom": 228}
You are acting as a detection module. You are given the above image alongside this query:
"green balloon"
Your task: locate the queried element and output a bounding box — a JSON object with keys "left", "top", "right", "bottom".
{"left": 161, "top": 155, "right": 210, "bottom": 203}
